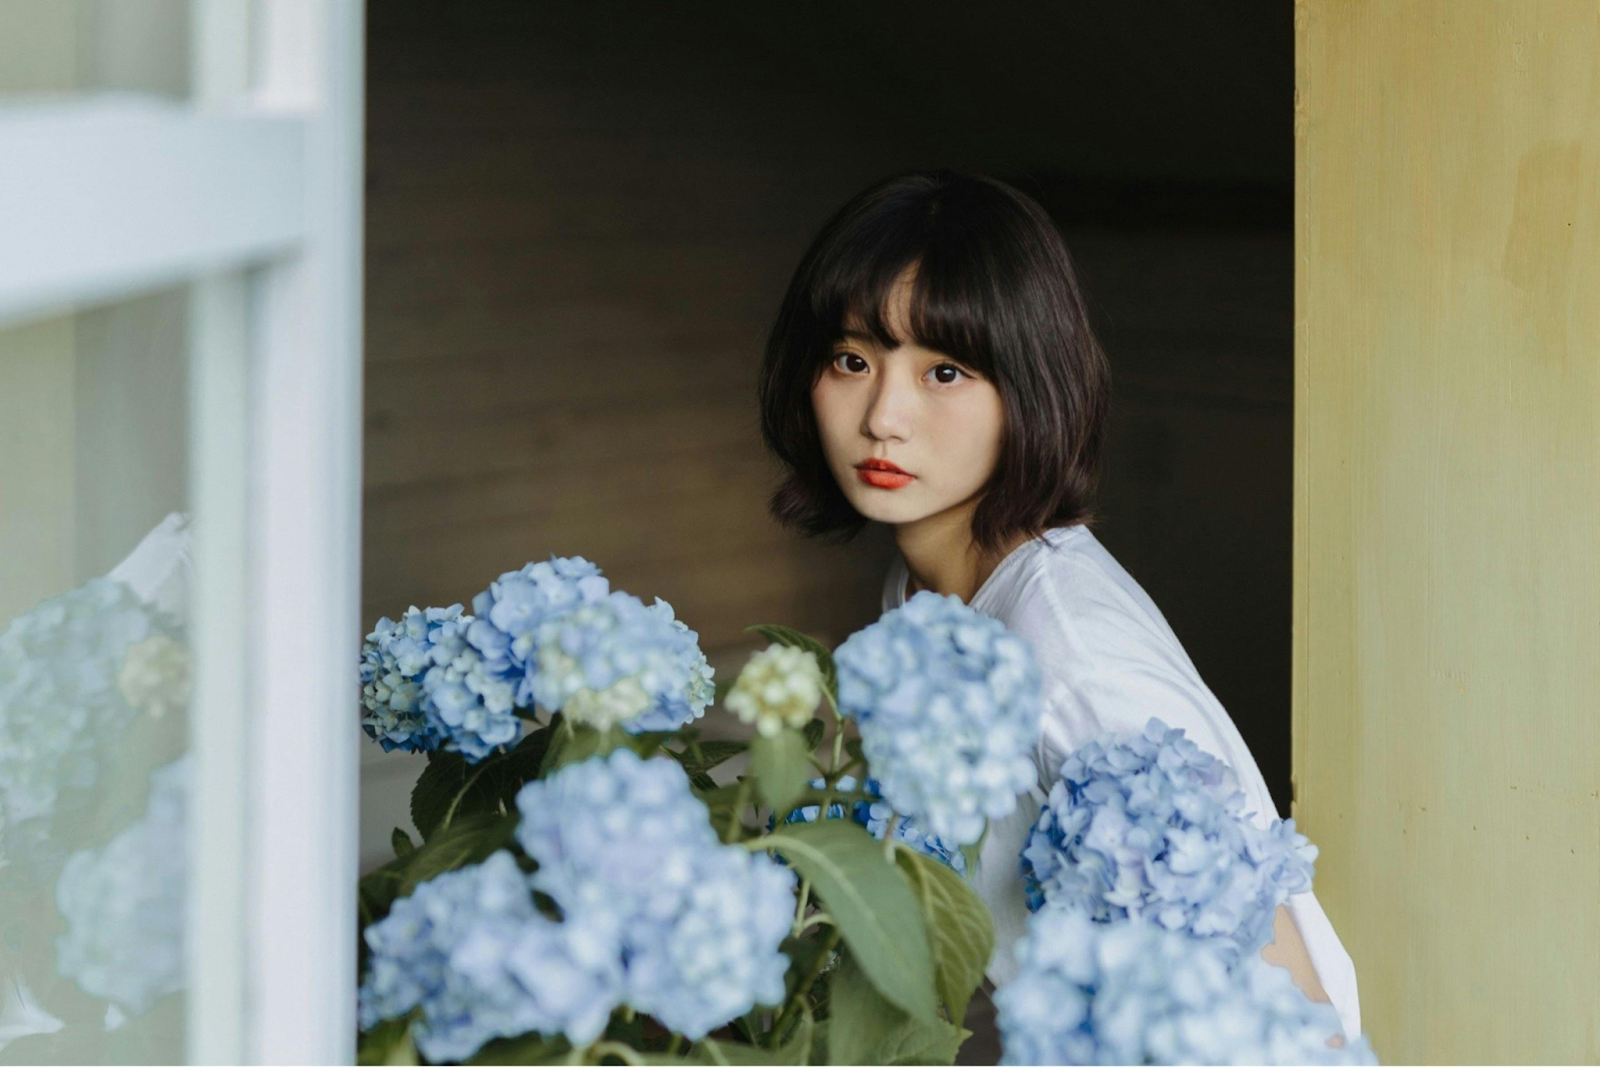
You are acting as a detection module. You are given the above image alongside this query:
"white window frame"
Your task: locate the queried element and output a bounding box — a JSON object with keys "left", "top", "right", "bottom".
{"left": 0, "top": 2, "right": 365, "bottom": 1061}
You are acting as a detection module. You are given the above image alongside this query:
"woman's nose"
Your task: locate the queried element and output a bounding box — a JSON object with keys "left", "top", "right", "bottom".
{"left": 862, "top": 370, "right": 914, "bottom": 441}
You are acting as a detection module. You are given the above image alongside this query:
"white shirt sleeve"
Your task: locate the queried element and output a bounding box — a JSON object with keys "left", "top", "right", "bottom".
{"left": 1004, "top": 564, "right": 1364, "bottom": 1040}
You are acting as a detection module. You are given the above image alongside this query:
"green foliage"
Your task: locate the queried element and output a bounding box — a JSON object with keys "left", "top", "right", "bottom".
{"left": 669, "top": 737, "right": 748, "bottom": 779}
{"left": 397, "top": 812, "right": 516, "bottom": 897}
{"left": 464, "top": 1032, "right": 569, "bottom": 1065}
{"left": 801, "top": 718, "right": 826, "bottom": 752}
{"left": 749, "top": 727, "right": 812, "bottom": 817}
{"left": 391, "top": 827, "right": 415, "bottom": 860}
{"left": 764, "top": 821, "right": 939, "bottom": 1023}
{"left": 826, "top": 953, "right": 969, "bottom": 1066}
{"left": 893, "top": 848, "right": 993, "bottom": 1024}
{"left": 357, "top": 1014, "right": 419, "bottom": 1066}
{"left": 705, "top": 1006, "right": 816, "bottom": 1065}
{"left": 411, "top": 724, "right": 554, "bottom": 841}
{"left": 540, "top": 722, "right": 671, "bottom": 776}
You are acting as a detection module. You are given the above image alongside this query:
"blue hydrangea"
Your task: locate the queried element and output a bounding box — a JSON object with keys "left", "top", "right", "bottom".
{"left": 514, "top": 749, "right": 796, "bottom": 1040}
{"left": 419, "top": 614, "right": 522, "bottom": 762}
{"left": 361, "top": 557, "right": 713, "bottom": 756}
{"left": 783, "top": 775, "right": 966, "bottom": 874}
{"left": 55, "top": 755, "right": 188, "bottom": 1016}
{"left": 624, "top": 843, "right": 795, "bottom": 1039}
{"left": 468, "top": 555, "right": 612, "bottom": 707}
{"left": 0, "top": 576, "right": 182, "bottom": 866}
{"left": 515, "top": 747, "right": 720, "bottom": 914}
{"left": 359, "top": 604, "right": 464, "bottom": 753}
{"left": 523, "top": 592, "right": 711, "bottom": 734}
{"left": 1020, "top": 718, "right": 1317, "bottom": 960}
{"left": 833, "top": 589, "right": 1043, "bottom": 846}
{"left": 359, "top": 850, "right": 621, "bottom": 1061}
{"left": 996, "top": 906, "right": 1377, "bottom": 1065}
{"left": 627, "top": 599, "right": 715, "bottom": 734}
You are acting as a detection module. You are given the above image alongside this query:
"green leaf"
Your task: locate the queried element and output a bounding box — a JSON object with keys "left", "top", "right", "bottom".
{"left": 749, "top": 728, "right": 812, "bottom": 817}
{"left": 744, "top": 624, "right": 838, "bottom": 702}
{"left": 694, "top": 782, "right": 745, "bottom": 811}
{"left": 867, "top": 1019, "right": 970, "bottom": 1066}
{"left": 700, "top": 1002, "right": 816, "bottom": 1065}
{"left": 780, "top": 935, "right": 833, "bottom": 1003}
{"left": 357, "top": 1015, "right": 419, "bottom": 1066}
{"left": 844, "top": 737, "right": 865, "bottom": 765}
{"left": 540, "top": 723, "right": 669, "bottom": 775}
{"left": 397, "top": 812, "right": 515, "bottom": 896}
{"left": 827, "top": 953, "right": 969, "bottom": 1065}
{"left": 671, "top": 738, "right": 748, "bottom": 779}
{"left": 763, "top": 821, "right": 938, "bottom": 1022}
{"left": 358, "top": 860, "right": 406, "bottom": 928}
{"left": 826, "top": 952, "right": 905, "bottom": 1065}
{"left": 411, "top": 724, "right": 554, "bottom": 840}
{"left": 390, "top": 827, "right": 415, "bottom": 860}
{"left": 802, "top": 718, "right": 826, "bottom": 752}
{"left": 893, "top": 849, "right": 993, "bottom": 1024}
{"left": 465, "top": 1032, "right": 569, "bottom": 1065}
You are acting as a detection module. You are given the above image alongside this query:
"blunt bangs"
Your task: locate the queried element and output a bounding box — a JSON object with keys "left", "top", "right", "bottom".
{"left": 758, "top": 168, "right": 1112, "bottom": 557}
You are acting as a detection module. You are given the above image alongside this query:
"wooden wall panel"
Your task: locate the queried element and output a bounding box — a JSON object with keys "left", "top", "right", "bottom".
{"left": 1295, "top": 3, "right": 1600, "bottom": 1061}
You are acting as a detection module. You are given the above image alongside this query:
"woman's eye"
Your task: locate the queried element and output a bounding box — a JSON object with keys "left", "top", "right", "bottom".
{"left": 928, "top": 363, "right": 968, "bottom": 385}
{"left": 833, "top": 352, "right": 867, "bottom": 373}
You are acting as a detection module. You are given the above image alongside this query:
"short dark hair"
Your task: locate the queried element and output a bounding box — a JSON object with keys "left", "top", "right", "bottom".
{"left": 757, "top": 168, "right": 1112, "bottom": 558}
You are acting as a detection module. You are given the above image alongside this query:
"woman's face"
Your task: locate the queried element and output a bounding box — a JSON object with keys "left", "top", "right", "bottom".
{"left": 810, "top": 267, "right": 1006, "bottom": 529}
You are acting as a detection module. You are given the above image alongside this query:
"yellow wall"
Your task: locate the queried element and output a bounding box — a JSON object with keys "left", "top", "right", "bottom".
{"left": 1294, "top": 2, "right": 1600, "bottom": 1062}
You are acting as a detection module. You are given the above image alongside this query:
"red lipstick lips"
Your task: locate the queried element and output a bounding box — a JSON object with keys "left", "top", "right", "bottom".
{"left": 855, "top": 458, "right": 915, "bottom": 489}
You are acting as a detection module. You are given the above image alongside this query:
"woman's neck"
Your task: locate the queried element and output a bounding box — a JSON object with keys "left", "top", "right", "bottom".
{"left": 895, "top": 507, "right": 1031, "bottom": 604}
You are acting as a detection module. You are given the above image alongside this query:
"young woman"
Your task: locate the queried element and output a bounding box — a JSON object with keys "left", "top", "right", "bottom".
{"left": 756, "top": 169, "right": 1361, "bottom": 1042}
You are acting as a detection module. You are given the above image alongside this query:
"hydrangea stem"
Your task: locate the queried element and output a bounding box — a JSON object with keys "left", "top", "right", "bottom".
{"left": 723, "top": 775, "right": 752, "bottom": 843}
{"left": 585, "top": 1039, "right": 644, "bottom": 1065}
{"left": 882, "top": 813, "right": 901, "bottom": 861}
{"left": 790, "top": 878, "right": 813, "bottom": 937}
{"left": 816, "top": 711, "right": 849, "bottom": 817}
{"left": 768, "top": 926, "right": 841, "bottom": 1048}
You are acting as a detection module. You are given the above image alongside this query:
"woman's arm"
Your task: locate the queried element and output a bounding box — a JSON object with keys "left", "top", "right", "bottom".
{"left": 1260, "top": 903, "right": 1329, "bottom": 1002}
{"left": 1260, "top": 903, "right": 1346, "bottom": 1048}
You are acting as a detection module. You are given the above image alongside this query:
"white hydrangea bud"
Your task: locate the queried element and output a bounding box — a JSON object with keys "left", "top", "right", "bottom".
{"left": 724, "top": 644, "right": 823, "bottom": 737}
{"left": 117, "top": 633, "right": 191, "bottom": 720}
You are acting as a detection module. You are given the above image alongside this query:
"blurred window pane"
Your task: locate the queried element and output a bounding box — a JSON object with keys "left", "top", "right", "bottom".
{"left": 0, "top": 0, "right": 191, "bottom": 100}
{"left": 0, "top": 282, "right": 198, "bottom": 1062}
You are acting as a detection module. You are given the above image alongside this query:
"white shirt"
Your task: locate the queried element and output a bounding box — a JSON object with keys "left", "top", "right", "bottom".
{"left": 881, "top": 523, "right": 1362, "bottom": 1039}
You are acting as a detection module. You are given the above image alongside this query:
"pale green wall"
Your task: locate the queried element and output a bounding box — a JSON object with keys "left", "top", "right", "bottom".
{"left": 1295, "top": 2, "right": 1600, "bottom": 1062}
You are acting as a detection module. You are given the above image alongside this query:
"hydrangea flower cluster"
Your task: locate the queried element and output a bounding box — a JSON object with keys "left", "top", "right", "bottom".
{"left": 1020, "top": 717, "right": 1317, "bottom": 960}
{"left": 467, "top": 556, "right": 613, "bottom": 708}
{"left": 783, "top": 775, "right": 966, "bottom": 874}
{"left": 724, "top": 643, "right": 824, "bottom": 737}
{"left": 358, "top": 850, "right": 620, "bottom": 1062}
{"left": 55, "top": 755, "right": 188, "bottom": 1017}
{"left": 833, "top": 589, "right": 1043, "bottom": 845}
{"left": 995, "top": 905, "right": 1375, "bottom": 1065}
{"left": 0, "top": 576, "right": 182, "bottom": 865}
{"left": 515, "top": 749, "right": 793, "bottom": 1039}
{"left": 420, "top": 612, "right": 521, "bottom": 761}
{"left": 359, "top": 604, "right": 465, "bottom": 753}
{"left": 359, "top": 751, "right": 795, "bottom": 1057}
{"left": 360, "top": 557, "right": 715, "bottom": 761}
{"left": 523, "top": 592, "right": 712, "bottom": 734}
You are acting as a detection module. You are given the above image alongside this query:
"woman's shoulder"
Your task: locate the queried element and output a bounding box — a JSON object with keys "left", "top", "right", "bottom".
{"left": 989, "top": 526, "right": 1190, "bottom": 665}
